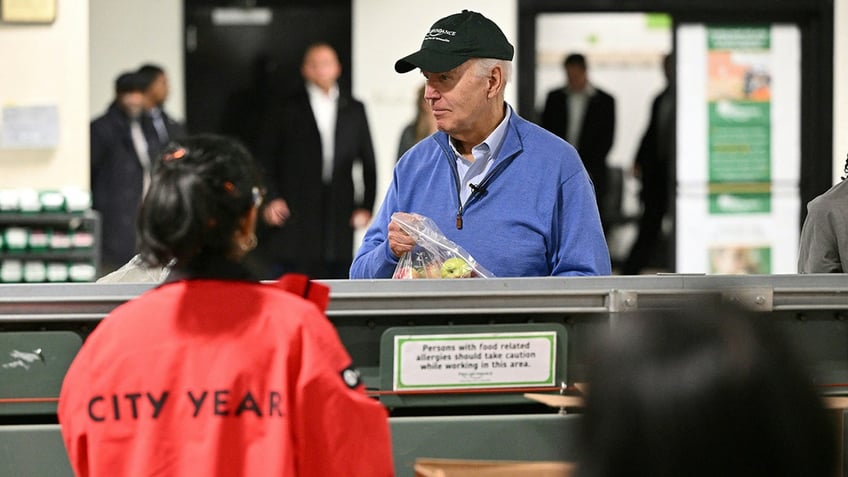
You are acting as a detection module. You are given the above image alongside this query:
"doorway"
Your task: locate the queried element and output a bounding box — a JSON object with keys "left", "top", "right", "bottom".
{"left": 518, "top": 0, "right": 833, "bottom": 274}
{"left": 183, "top": 0, "right": 352, "bottom": 154}
{"left": 532, "top": 12, "right": 672, "bottom": 271}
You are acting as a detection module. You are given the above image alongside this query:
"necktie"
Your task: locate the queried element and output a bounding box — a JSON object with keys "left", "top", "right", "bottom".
{"left": 150, "top": 108, "right": 169, "bottom": 145}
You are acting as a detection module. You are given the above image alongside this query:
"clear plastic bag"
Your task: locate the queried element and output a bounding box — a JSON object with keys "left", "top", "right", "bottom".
{"left": 391, "top": 212, "right": 494, "bottom": 279}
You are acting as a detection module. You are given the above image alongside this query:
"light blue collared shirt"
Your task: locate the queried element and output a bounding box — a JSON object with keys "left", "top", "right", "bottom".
{"left": 449, "top": 106, "right": 512, "bottom": 204}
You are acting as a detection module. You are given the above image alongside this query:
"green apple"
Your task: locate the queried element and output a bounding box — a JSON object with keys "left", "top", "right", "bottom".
{"left": 441, "top": 257, "right": 473, "bottom": 278}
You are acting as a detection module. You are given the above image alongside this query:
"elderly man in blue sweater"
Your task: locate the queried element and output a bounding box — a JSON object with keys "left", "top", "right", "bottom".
{"left": 350, "top": 10, "right": 610, "bottom": 278}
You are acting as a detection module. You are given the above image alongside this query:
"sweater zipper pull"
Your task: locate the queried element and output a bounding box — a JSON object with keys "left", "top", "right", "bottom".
{"left": 456, "top": 213, "right": 463, "bottom": 230}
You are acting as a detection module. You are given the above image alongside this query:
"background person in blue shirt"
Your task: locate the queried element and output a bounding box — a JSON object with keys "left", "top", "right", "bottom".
{"left": 350, "top": 10, "right": 610, "bottom": 278}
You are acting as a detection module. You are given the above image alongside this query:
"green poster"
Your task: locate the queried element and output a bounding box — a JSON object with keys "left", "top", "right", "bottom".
{"left": 707, "top": 26, "right": 771, "bottom": 212}
{"left": 708, "top": 102, "right": 770, "bottom": 183}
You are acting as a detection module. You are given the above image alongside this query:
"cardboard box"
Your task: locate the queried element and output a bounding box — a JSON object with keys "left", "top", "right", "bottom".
{"left": 414, "top": 458, "right": 574, "bottom": 477}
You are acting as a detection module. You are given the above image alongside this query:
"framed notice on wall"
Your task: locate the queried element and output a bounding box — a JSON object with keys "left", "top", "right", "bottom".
{"left": 0, "top": 0, "right": 56, "bottom": 24}
{"left": 392, "top": 331, "right": 557, "bottom": 391}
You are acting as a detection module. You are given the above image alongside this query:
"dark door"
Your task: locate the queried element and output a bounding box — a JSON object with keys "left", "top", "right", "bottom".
{"left": 184, "top": 1, "right": 351, "bottom": 155}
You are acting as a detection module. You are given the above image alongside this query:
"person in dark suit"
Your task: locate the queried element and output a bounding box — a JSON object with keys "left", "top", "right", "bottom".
{"left": 90, "top": 72, "right": 156, "bottom": 275}
{"left": 623, "top": 54, "right": 675, "bottom": 275}
{"left": 541, "top": 53, "right": 615, "bottom": 227}
{"left": 137, "top": 63, "right": 186, "bottom": 155}
{"left": 258, "top": 43, "right": 377, "bottom": 279}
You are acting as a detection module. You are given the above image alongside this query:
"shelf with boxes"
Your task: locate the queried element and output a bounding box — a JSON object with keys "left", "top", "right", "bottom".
{"left": 0, "top": 189, "right": 100, "bottom": 283}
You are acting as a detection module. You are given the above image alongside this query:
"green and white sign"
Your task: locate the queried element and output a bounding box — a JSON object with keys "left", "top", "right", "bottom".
{"left": 393, "top": 332, "right": 557, "bottom": 391}
{"left": 676, "top": 23, "right": 800, "bottom": 274}
{"left": 708, "top": 101, "right": 771, "bottom": 184}
{"left": 709, "top": 191, "right": 771, "bottom": 214}
{"left": 707, "top": 26, "right": 772, "bottom": 209}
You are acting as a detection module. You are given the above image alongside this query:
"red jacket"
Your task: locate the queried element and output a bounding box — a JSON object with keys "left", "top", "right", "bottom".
{"left": 58, "top": 278, "right": 393, "bottom": 476}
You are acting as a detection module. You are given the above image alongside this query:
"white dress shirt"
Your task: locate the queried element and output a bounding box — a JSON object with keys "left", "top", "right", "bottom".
{"left": 129, "top": 118, "right": 152, "bottom": 194}
{"left": 450, "top": 107, "right": 512, "bottom": 204}
{"left": 306, "top": 82, "right": 339, "bottom": 184}
{"left": 566, "top": 83, "right": 596, "bottom": 145}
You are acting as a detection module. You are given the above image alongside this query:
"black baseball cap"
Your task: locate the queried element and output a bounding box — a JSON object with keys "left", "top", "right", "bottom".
{"left": 395, "top": 10, "right": 514, "bottom": 74}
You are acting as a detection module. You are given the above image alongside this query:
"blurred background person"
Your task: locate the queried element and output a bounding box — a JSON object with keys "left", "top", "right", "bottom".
{"left": 258, "top": 42, "right": 377, "bottom": 279}
{"left": 397, "top": 84, "right": 437, "bottom": 160}
{"left": 577, "top": 303, "right": 836, "bottom": 477}
{"left": 60, "top": 135, "right": 394, "bottom": 477}
{"left": 90, "top": 71, "right": 154, "bottom": 275}
{"left": 798, "top": 153, "right": 848, "bottom": 273}
{"left": 622, "top": 54, "right": 675, "bottom": 275}
{"left": 137, "top": 63, "right": 186, "bottom": 155}
{"left": 540, "top": 53, "right": 616, "bottom": 229}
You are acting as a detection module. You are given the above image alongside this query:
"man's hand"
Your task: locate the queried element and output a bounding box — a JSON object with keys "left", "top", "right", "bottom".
{"left": 631, "top": 163, "right": 642, "bottom": 180}
{"left": 263, "top": 198, "right": 290, "bottom": 227}
{"left": 388, "top": 220, "right": 416, "bottom": 258}
{"left": 350, "top": 208, "right": 372, "bottom": 229}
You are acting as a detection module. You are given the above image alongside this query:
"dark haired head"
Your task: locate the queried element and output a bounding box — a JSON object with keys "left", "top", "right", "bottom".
{"left": 578, "top": 304, "right": 835, "bottom": 477}
{"left": 137, "top": 134, "right": 263, "bottom": 268}
{"left": 136, "top": 63, "right": 165, "bottom": 89}
{"left": 115, "top": 72, "right": 146, "bottom": 95}
{"left": 564, "top": 53, "right": 587, "bottom": 70}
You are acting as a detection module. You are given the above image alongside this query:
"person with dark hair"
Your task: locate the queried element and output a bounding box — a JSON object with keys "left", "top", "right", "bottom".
{"left": 351, "top": 11, "right": 609, "bottom": 278}
{"left": 540, "top": 53, "right": 616, "bottom": 229}
{"left": 578, "top": 304, "right": 836, "bottom": 477}
{"left": 798, "top": 153, "right": 848, "bottom": 272}
{"left": 90, "top": 71, "right": 157, "bottom": 274}
{"left": 258, "top": 42, "right": 377, "bottom": 279}
{"left": 623, "top": 54, "right": 675, "bottom": 275}
{"left": 59, "top": 135, "right": 394, "bottom": 477}
{"left": 137, "top": 63, "right": 186, "bottom": 154}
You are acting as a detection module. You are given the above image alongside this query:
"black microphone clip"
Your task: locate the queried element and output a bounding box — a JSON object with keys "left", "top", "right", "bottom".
{"left": 469, "top": 183, "right": 487, "bottom": 194}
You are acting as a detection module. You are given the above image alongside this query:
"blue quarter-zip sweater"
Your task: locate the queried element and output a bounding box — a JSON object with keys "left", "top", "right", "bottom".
{"left": 350, "top": 107, "right": 611, "bottom": 278}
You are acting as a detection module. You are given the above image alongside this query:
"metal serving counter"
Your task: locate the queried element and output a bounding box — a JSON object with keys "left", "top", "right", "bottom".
{"left": 1, "top": 274, "right": 848, "bottom": 475}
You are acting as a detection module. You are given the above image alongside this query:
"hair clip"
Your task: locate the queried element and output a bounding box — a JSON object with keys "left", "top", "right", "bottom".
{"left": 163, "top": 147, "right": 187, "bottom": 161}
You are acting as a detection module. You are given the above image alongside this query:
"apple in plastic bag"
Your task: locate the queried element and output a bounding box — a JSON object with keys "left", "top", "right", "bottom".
{"left": 413, "top": 267, "right": 427, "bottom": 279}
{"left": 425, "top": 263, "right": 442, "bottom": 278}
{"left": 440, "top": 257, "right": 473, "bottom": 278}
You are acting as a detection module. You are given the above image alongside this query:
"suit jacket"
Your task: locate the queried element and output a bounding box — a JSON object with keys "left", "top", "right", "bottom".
{"left": 90, "top": 102, "right": 152, "bottom": 269}
{"left": 259, "top": 86, "right": 377, "bottom": 265}
{"left": 540, "top": 86, "right": 615, "bottom": 194}
{"left": 142, "top": 107, "right": 187, "bottom": 158}
{"left": 634, "top": 86, "right": 673, "bottom": 208}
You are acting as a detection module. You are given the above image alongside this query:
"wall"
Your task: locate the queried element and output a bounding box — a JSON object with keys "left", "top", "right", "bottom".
{"left": 535, "top": 13, "right": 672, "bottom": 172}
{"left": 8, "top": 0, "right": 843, "bottom": 202}
{"left": 89, "top": 0, "right": 184, "bottom": 121}
{"left": 0, "top": 1, "right": 89, "bottom": 189}
{"left": 834, "top": 0, "right": 848, "bottom": 184}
